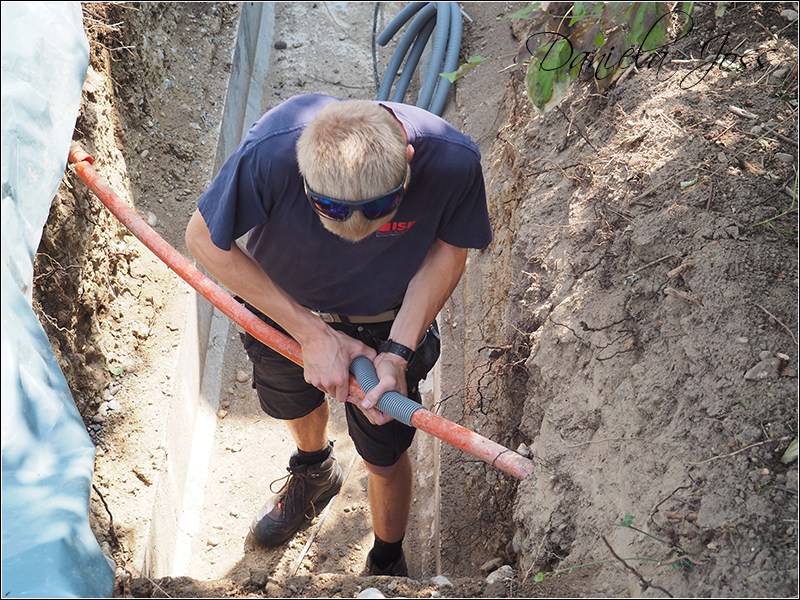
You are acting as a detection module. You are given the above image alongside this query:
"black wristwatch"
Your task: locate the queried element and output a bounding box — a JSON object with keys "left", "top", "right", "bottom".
{"left": 379, "top": 339, "right": 415, "bottom": 364}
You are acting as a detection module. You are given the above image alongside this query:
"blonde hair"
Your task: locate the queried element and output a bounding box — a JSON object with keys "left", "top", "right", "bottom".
{"left": 297, "top": 101, "right": 408, "bottom": 241}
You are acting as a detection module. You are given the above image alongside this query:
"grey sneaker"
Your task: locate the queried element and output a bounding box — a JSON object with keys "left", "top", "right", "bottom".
{"left": 250, "top": 454, "right": 343, "bottom": 547}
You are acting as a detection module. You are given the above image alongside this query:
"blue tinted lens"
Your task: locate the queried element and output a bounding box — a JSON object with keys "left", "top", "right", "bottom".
{"left": 360, "top": 192, "right": 402, "bottom": 220}
{"left": 311, "top": 196, "right": 352, "bottom": 221}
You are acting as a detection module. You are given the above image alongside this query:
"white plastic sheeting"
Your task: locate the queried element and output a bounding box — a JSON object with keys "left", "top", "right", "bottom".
{"left": 1, "top": 2, "right": 115, "bottom": 597}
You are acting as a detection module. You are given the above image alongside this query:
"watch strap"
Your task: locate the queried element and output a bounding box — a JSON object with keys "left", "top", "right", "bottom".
{"left": 379, "top": 339, "right": 415, "bottom": 363}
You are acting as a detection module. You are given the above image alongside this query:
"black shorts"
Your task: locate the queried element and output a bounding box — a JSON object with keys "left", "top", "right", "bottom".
{"left": 238, "top": 303, "right": 440, "bottom": 467}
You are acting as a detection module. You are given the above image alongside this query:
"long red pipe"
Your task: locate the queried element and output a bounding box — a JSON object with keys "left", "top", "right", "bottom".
{"left": 68, "top": 145, "right": 533, "bottom": 481}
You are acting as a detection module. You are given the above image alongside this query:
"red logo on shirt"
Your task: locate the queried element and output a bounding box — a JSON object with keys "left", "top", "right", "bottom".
{"left": 376, "top": 220, "right": 416, "bottom": 237}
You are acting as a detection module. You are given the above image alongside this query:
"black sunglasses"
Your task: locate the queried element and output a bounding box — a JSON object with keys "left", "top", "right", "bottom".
{"left": 304, "top": 166, "right": 409, "bottom": 222}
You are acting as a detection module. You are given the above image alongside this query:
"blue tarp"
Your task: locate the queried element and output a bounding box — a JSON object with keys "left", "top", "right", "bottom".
{"left": 1, "top": 2, "right": 115, "bottom": 597}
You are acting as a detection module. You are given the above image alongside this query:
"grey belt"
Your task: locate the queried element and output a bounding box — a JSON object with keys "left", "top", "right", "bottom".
{"left": 308, "top": 307, "right": 400, "bottom": 324}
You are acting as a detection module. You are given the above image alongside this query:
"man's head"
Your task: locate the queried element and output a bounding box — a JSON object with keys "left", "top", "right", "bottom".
{"left": 297, "top": 101, "right": 410, "bottom": 242}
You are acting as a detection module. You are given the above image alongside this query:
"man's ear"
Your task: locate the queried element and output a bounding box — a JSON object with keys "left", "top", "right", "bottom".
{"left": 407, "top": 144, "right": 415, "bottom": 163}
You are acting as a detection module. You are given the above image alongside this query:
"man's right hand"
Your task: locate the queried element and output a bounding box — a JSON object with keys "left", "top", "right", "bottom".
{"left": 297, "top": 323, "right": 376, "bottom": 405}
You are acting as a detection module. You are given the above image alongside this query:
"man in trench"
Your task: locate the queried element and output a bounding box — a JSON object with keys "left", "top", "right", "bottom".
{"left": 185, "top": 94, "right": 491, "bottom": 576}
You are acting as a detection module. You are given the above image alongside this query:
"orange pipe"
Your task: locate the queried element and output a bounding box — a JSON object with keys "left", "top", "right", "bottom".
{"left": 68, "top": 145, "right": 533, "bottom": 481}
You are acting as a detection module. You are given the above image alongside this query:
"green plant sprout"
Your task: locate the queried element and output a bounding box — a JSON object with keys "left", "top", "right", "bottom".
{"left": 533, "top": 514, "right": 694, "bottom": 583}
{"left": 612, "top": 514, "right": 693, "bottom": 571}
{"left": 441, "top": 56, "right": 489, "bottom": 83}
{"left": 533, "top": 555, "right": 661, "bottom": 582}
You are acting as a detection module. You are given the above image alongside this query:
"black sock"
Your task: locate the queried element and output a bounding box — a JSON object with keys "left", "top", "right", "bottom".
{"left": 371, "top": 535, "right": 404, "bottom": 569}
{"left": 295, "top": 441, "right": 333, "bottom": 466}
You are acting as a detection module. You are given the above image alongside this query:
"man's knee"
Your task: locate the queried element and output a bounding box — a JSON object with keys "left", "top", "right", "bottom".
{"left": 363, "top": 451, "right": 411, "bottom": 480}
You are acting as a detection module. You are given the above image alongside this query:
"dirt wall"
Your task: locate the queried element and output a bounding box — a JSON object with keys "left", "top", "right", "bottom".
{"left": 462, "top": 4, "right": 798, "bottom": 596}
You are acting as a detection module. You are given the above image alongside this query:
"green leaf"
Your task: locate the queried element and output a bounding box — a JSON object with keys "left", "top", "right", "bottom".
{"left": 603, "top": 2, "right": 635, "bottom": 27}
{"left": 569, "top": 17, "right": 602, "bottom": 54}
{"left": 594, "top": 26, "right": 632, "bottom": 90}
{"left": 503, "top": 3, "right": 542, "bottom": 21}
{"left": 782, "top": 438, "right": 798, "bottom": 464}
{"left": 108, "top": 364, "right": 126, "bottom": 376}
{"left": 526, "top": 37, "right": 580, "bottom": 114}
{"left": 534, "top": 572, "right": 545, "bottom": 582}
{"left": 621, "top": 514, "right": 635, "bottom": 527}
{"left": 715, "top": 2, "right": 729, "bottom": 18}
{"left": 441, "top": 56, "right": 488, "bottom": 83}
{"left": 628, "top": 2, "right": 669, "bottom": 52}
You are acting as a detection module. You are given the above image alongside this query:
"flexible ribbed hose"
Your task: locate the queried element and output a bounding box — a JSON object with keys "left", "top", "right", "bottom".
{"left": 377, "top": 3, "right": 437, "bottom": 102}
{"left": 349, "top": 356, "right": 422, "bottom": 427}
{"left": 428, "top": 2, "right": 462, "bottom": 116}
{"left": 415, "top": 2, "right": 451, "bottom": 111}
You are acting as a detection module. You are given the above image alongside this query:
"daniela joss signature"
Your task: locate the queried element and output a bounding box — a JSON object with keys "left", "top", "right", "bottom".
{"left": 526, "top": 9, "right": 783, "bottom": 90}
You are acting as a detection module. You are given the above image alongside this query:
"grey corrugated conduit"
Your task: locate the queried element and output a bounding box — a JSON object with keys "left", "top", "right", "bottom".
{"left": 391, "top": 13, "right": 437, "bottom": 103}
{"left": 374, "top": 2, "right": 463, "bottom": 116}
{"left": 415, "top": 3, "right": 451, "bottom": 111}
{"left": 428, "top": 2, "right": 462, "bottom": 116}
{"left": 350, "top": 356, "right": 422, "bottom": 427}
{"left": 377, "top": 3, "right": 437, "bottom": 102}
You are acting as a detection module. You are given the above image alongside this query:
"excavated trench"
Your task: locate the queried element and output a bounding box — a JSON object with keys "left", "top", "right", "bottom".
{"left": 55, "top": 3, "right": 526, "bottom": 592}
{"left": 47, "top": 4, "right": 799, "bottom": 598}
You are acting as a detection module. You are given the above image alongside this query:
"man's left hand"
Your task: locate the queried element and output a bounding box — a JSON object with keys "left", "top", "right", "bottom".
{"left": 348, "top": 352, "right": 409, "bottom": 426}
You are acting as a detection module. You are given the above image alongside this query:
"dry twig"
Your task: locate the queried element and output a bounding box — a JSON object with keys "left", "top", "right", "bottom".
{"left": 687, "top": 436, "right": 794, "bottom": 466}
{"left": 601, "top": 536, "right": 674, "bottom": 598}
{"left": 754, "top": 303, "right": 798, "bottom": 346}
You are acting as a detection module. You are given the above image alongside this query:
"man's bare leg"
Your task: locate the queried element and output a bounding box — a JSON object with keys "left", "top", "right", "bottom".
{"left": 365, "top": 451, "right": 413, "bottom": 543}
{"left": 285, "top": 400, "right": 330, "bottom": 452}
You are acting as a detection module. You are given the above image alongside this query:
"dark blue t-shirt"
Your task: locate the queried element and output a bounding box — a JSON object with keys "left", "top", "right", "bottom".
{"left": 198, "top": 94, "right": 492, "bottom": 316}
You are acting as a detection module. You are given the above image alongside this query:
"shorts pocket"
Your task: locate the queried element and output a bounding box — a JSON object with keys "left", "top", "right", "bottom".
{"left": 406, "top": 321, "right": 441, "bottom": 391}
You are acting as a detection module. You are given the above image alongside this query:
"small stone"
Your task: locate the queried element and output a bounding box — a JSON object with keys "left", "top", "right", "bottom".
{"left": 217, "top": 409, "right": 228, "bottom": 419}
{"left": 274, "top": 40, "right": 287, "bottom": 50}
{"left": 207, "top": 537, "right": 220, "bottom": 546}
{"left": 772, "top": 68, "right": 789, "bottom": 79}
{"left": 744, "top": 358, "right": 781, "bottom": 380}
{"left": 145, "top": 211, "right": 158, "bottom": 227}
{"left": 481, "top": 557, "right": 505, "bottom": 573}
{"left": 516, "top": 443, "right": 532, "bottom": 458}
{"left": 776, "top": 153, "right": 794, "bottom": 164}
{"left": 431, "top": 575, "right": 453, "bottom": 587}
{"left": 736, "top": 337, "right": 749, "bottom": 344}
{"left": 718, "top": 151, "right": 728, "bottom": 164}
{"left": 486, "top": 564, "right": 515, "bottom": 585}
{"left": 236, "top": 370, "right": 249, "bottom": 383}
{"left": 93, "top": 414, "right": 105, "bottom": 424}
{"left": 780, "top": 9, "right": 798, "bottom": 22}
{"left": 357, "top": 588, "right": 385, "bottom": 599}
